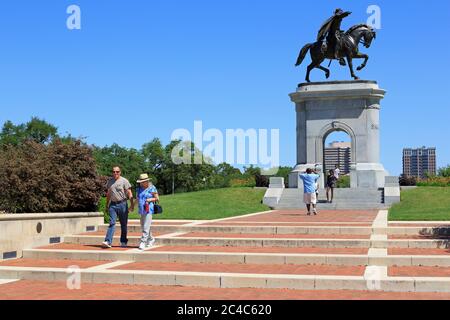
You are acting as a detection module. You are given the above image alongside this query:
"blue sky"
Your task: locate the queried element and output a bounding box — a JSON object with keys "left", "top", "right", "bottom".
{"left": 0, "top": 0, "right": 449, "bottom": 175}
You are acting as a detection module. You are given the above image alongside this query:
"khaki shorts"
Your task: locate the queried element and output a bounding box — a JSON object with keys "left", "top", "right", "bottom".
{"left": 303, "top": 193, "right": 317, "bottom": 205}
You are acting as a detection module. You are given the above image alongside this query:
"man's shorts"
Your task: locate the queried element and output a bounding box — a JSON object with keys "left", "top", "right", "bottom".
{"left": 303, "top": 192, "right": 317, "bottom": 205}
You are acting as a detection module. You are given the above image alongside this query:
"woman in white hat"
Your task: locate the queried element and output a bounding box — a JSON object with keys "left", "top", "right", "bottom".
{"left": 136, "top": 173, "right": 159, "bottom": 251}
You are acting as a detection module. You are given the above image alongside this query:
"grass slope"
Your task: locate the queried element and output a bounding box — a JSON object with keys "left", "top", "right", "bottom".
{"left": 129, "top": 187, "right": 269, "bottom": 220}
{"left": 389, "top": 187, "right": 450, "bottom": 221}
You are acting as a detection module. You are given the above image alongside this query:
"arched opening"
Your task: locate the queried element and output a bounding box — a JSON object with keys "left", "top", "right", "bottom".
{"left": 323, "top": 130, "right": 352, "bottom": 188}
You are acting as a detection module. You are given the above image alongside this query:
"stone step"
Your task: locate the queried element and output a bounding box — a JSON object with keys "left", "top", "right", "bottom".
{"left": 102, "top": 225, "right": 444, "bottom": 237}
{"left": 275, "top": 205, "right": 388, "bottom": 210}
{"left": 23, "top": 248, "right": 450, "bottom": 267}
{"left": 276, "top": 201, "right": 385, "bottom": 206}
{"left": 277, "top": 188, "right": 385, "bottom": 210}
{"left": 282, "top": 191, "right": 381, "bottom": 195}
{"left": 280, "top": 194, "right": 383, "bottom": 199}
{"left": 64, "top": 235, "right": 372, "bottom": 248}
{"left": 62, "top": 235, "right": 450, "bottom": 250}
{"left": 0, "top": 264, "right": 448, "bottom": 292}
{"left": 97, "top": 224, "right": 375, "bottom": 235}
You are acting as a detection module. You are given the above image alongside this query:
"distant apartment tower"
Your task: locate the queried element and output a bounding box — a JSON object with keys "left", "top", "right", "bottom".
{"left": 325, "top": 141, "right": 351, "bottom": 174}
{"left": 403, "top": 147, "right": 436, "bottom": 179}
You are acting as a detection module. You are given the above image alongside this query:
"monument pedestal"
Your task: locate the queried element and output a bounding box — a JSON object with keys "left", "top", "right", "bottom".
{"left": 288, "top": 80, "right": 388, "bottom": 189}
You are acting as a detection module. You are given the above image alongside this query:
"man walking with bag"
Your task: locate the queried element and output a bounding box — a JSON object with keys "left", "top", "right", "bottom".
{"left": 103, "top": 166, "right": 135, "bottom": 248}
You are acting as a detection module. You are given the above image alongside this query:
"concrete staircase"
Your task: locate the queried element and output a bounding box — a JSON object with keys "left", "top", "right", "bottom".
{"left": 0, "top": 211, "right": 449, "bottom": 296}
{"left": 274, "top": 188, "right": 387, "bottom": 210}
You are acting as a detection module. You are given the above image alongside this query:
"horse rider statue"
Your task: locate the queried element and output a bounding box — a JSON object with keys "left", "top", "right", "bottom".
{"left": 317, "top": 8, "right": 352, "bottom": 66}
{"left": 295, "top": 8, "right": 377, "bottom": 82}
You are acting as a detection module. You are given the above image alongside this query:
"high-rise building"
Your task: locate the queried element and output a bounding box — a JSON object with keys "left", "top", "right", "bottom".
{"left": 324, "top": 141, "right": 351, "bottom": 174}
{"left": 403, "top": 147, "right": 437, "bottom": 179}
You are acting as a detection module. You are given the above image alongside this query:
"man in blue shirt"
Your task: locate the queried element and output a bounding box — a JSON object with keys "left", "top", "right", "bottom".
{"left": 300, "top": 168, "right": 321, "bottom": 215}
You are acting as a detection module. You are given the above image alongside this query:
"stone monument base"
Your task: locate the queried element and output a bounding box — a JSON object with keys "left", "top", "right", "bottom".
{"left": 288, "top": 163, "right": 388, "bottom": 190}
{"left": 350, "top": 163, "right": 388, "bottom": 189}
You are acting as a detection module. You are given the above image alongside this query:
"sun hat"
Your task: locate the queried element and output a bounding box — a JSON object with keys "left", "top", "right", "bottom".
{"left": 136, "top": 173, "right": 150, "bottom": 183}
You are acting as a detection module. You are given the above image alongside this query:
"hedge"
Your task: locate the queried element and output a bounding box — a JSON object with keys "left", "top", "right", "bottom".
{"left": 0, "top": 140, "right": 105, "bottom": 213}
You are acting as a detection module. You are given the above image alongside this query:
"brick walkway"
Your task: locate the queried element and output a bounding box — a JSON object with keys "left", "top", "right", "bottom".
{"left": 215, "top": 210, "right": 378, "bottom": 223}
{"left": 37, "top": 243, "right": 132, "bottom": 251}
{"left": 0, "top": 280, "right": 449, "bottom": 300}
{"left": 388, "top": 248, "right": 450, "bottom": 256}
{"left": 203, "top": 222, "right": 373, "bottom": 226}
{"left": 149, "top": 245, "right": 369, "bottom": 255}
{"left": 1, "top": 210, "right": 449, "bottom": 299}
{"left": 389, "top": 266, "right": 450, "bottom": 277}
{"left": 176, "top": 232, "right": 371, "bottom": 239}
{"left": 113, "top": 261, "right": 366, "bottom": 276}
{"left": 0, "top": 258, "right": 110, "bottom": 269}
{"left": 389, "top": 235, "right": 450, "bottom": 240}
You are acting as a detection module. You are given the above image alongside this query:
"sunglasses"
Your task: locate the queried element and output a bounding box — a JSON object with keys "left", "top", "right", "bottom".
{"left": 113, "top": 171, "right": 121, "bottom": 173}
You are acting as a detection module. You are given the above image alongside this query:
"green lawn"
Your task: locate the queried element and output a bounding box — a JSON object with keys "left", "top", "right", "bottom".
{"left": 128, "top": 187, "right": 269, "bottom": 220}
{"left": 389, "top": 187, "right": 450, "bottom": 221}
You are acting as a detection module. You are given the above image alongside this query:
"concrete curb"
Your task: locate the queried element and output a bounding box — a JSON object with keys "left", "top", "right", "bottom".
{"left": 97, "top": 224, "right": 448, "bottom": 237}
{"left": 0, "top": 267, "right": 448, "bottom": 292}
{"left": 63, "top": 235, "right": 450, "bottom": 249}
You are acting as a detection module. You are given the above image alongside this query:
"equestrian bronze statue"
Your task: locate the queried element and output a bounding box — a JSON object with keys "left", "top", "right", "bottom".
{"left": 295, "top": 8, "right": 377, "bottom": 83}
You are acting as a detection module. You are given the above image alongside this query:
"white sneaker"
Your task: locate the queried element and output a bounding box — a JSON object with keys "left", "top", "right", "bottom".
{"left": 146, "top": 239, "right": 156, "bottom": 248}
{"left": 138, "top": 242, "right": 146, "bottom": 251}
{"left": 102, "top": 241, "right": 112, "bottom": 248}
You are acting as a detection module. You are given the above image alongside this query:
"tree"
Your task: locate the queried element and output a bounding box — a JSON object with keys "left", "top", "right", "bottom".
{"left": 438, "top": 165, "right": 450, "bottom": 178}
{"left": 141, "top": 138, "right": 165, "bottom": 180}
{"left": 216, "top": 163, "right": 242, "bottom": 177}
{"left": 0, "top": 117, "right": 58, "bottom": 147}
{"left": 243, "top": 165, "right": 266, "bottom": 187}
{"left": 93, "top": 143, "right": 146, "bottom": 187}
{"left": 25, "top": 117, "right": 58, "bottom": 144}
{"left": 152, "top": 140, "right": 218, "bottom": 195}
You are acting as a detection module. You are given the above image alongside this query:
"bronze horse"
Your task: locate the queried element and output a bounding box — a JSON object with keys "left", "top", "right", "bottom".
{"left": 296, "top": 24, "right": 377, "bottom": 82}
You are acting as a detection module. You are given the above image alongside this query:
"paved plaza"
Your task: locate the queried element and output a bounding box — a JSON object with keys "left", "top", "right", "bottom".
{"left": 0, "top": 210, "right": 449, "bottom": 300}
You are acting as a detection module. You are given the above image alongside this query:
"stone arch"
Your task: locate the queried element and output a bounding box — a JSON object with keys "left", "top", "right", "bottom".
{"left": 315, "top": 121, "right": 357, "bottom": 166}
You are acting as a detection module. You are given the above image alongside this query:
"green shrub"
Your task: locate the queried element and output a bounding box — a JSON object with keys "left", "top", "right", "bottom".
{"left": 230, "top": 177, "right": 256, "bottom": 188}
{"left": 416, "top": 177, "right": 450, "bottom": 187}
{"left": 336, "top": 175, "right": 350, "bottom": 188}
{"left": 399, "top": 175, "right": 417, "bottom": 186}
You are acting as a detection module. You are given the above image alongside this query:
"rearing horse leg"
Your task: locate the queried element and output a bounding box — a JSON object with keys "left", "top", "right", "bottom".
{"left": 355, "top": 53, "right": 369, "bottom": 71}
{"left": 317, "top": 65, "right": 330, "bottom": 79}
{"left": 305, "top": 62, "right": 317, "bottom": 83}
{"left": 346, "top": 56, "right": 359, "bottom": 80}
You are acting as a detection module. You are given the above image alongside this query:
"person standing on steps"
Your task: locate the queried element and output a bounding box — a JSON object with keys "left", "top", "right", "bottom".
{"left": 300, "top": 168, "right": 321, "bottom": 216}
{"left": 326, "top": 169, "right": 338, "bottom": 203}
{"left": 334, "top": 165, "right": 341, "bottom": 180}
{"left": 103, "top": 166, "right": 135, "bottom": 249}
{"left": 136, "top": 174, "right": 159, "bottom": 251}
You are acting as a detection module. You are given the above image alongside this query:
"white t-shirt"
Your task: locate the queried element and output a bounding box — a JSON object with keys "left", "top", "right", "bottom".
{"left": 334, "top": 168, "right": 341, "bottom": 179}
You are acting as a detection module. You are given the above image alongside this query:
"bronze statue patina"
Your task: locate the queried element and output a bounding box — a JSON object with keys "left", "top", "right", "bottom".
{"left": 295, "top": 8, "right": 377, "bottom": 83}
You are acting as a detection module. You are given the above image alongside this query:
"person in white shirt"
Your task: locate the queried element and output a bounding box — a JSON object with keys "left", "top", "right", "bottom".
{"left": 334, "top": 165, "right": 341, "bottom": 180}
